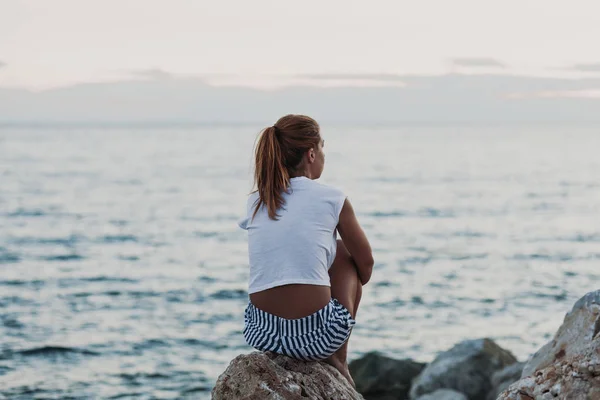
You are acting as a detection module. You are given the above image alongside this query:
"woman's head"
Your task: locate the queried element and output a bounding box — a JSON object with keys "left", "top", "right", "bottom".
{"left": 253, "top": 114, "right": 323, "bottom": 220}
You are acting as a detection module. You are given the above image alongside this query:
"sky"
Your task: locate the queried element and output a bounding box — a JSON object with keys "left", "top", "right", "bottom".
{"left": 1, "top": 0, "right": 600, "bottom": 89}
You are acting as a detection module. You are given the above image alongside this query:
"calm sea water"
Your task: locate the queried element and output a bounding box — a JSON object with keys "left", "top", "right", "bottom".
{"left": 1, "top": 124, "right": 599, "bottom": 399}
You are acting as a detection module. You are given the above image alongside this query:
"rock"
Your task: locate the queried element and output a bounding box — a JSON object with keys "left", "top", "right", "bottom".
{"left": 497, "top": 290, "right": 600, "bottom": 400}
{"left": 416, "top": 389, "right": 468, "bottom": 400}
{"left": 497, "top": 353, "right": 600, "bottom": 400}
{"left": 211, "top": 351, "right": 364, "bottom": 400}
{"left": 409, "top": 338, "right": 517, "bottom": 400}
{"left": 486, "top": 362, "right": 524, "bottom": 400}
{"left": 349, "top": 352, "right": 426, "bottom": 400}
{"left": 521, "top": 290, "right": 600, "bottom": 378}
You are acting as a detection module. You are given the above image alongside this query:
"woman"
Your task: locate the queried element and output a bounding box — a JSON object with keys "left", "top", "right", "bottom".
{"left": 238, "top": 114, "right": 373, "bottom": 385}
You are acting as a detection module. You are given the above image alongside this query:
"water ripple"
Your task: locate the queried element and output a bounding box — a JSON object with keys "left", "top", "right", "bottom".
{"left": 39, "top": 254, "right": 85, "bottom": 262}
{"left": 13, "top": 346, "right": 100, "bottom": 357}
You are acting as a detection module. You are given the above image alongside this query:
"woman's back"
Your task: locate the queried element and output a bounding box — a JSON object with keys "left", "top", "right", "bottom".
{"left": 239, "top": 176, "right": 346, "bottom": 295}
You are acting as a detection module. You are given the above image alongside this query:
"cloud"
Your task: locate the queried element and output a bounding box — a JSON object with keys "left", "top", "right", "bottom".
{"left": 297, "top": 73, "right": 406, "bottom": 82}
{"left": 567, "top": 63, "right": 600, "bottom": 72}
{"left": 508, "top": 89, "right": 600, "bottom": 99}
{"left": 451, "top": 58, "right": 506, "bottom": 68}
{"left": 0, "top": 60, "right": 6, "bottom": 69}
{"left": 290, "top": 73, "right": 406, "bottom": 88}
{"left": 129, "top": 68, "right": 173, "bottom": 80}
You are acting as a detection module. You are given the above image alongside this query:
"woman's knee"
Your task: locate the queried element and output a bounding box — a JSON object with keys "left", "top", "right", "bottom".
{"left": 334, "top": 240, "right": 357, "bottom": 271}
{"left": 336, "top": 239, "right": 351, "bottom": 259}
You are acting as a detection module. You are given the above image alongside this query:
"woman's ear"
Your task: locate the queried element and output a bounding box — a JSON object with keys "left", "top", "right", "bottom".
{"left": 308, "top": 148, "right": 316, "bottom": 163}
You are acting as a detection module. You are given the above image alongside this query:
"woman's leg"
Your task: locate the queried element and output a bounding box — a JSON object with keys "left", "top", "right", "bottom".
{"left": 325, "top": 239, "right": 363, "bottom": 386}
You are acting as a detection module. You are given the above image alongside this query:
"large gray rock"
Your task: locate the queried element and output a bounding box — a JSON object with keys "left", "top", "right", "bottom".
{"left": 486, "top": 362, "right": 524, "bottom": 400}
{"left": 416, "top": 389, "right": 468, "bottom": 400}
{"left": 349, "top": 352, "right": 426, "bottom": 400}
{"left": 409, "top": 338, "right": 517, "bottom": 400}
{"left": 212, "top": 352, "right": 363, "bottom": 400}
{"left": 497, "top": 290, "right": 600, "bottom": 400}
{"left": 521, "top": 290, "right": 600, "bottom": 378}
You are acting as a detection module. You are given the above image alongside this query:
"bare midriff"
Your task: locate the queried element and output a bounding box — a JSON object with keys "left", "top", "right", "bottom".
{"left": 249, "top": 284, "right": 332, "bottom": 320}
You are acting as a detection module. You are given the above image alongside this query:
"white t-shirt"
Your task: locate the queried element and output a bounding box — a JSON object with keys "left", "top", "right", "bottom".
{"left": 238, "top": 177, "right": 346, "bottom": 294}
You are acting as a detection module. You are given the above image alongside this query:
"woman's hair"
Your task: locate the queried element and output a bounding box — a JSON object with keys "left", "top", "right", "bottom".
{"left": 253, "top": 114, "right": 321, "bottom": 220}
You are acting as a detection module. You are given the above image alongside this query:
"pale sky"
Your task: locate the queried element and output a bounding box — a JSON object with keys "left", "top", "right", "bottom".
{"left": 1, "top": 0, "right": 600, "bottom": 89}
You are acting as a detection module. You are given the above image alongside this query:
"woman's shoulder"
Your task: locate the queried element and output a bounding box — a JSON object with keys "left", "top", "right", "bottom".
{"left": 246, "top": 191, "right": 260, "bottom": 207}
{"left": 304, "top": 180, "right": 346, "bottom": 217}
{"left": 315, "top": 182, "right": 346, "bottom": 220}
{"left": 241, "top": 191, "right": 260, "bottom": 216}
{"left": 307, "top": 179, "right": 345, "bottom": 197}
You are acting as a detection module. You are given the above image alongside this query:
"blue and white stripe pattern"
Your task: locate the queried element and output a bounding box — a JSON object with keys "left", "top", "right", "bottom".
{"left": 243, "top": 298, "right": 356, "bottom": 361}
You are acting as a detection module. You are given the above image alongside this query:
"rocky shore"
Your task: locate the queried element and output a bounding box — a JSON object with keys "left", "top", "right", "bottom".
{"left": 212, "top": 290, "right": 600, "bottom": 399}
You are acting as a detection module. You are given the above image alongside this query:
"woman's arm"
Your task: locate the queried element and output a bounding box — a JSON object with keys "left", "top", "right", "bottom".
{"left": 337, "top": 199, "right": 374, "bottom": 285}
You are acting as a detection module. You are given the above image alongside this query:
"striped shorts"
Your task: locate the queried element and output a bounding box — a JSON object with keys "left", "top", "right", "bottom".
{"left": 243, "top": 298, "right": 356, "bottom": 361}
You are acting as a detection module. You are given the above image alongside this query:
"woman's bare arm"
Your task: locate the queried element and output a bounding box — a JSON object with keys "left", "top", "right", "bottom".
{"left": 337, "top": 199, "right": 374, "bottom": 284}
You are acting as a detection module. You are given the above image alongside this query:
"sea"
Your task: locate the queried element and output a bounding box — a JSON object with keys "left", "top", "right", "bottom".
{"left": 1, "top": 124, "right": 599, "bottom": 399}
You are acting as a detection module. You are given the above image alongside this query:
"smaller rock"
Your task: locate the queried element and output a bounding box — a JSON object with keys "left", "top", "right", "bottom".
{"left": 409, "top": 338, "right": 517, "bottom": 399}
{"left": 486, "top": 362, "right": 524, "bottom": 400}
{"left": 416, "top": 389, "right": 468, "bottom": 400}
{"left": 349, "top": 352, "right": 426, "bottom": 400}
